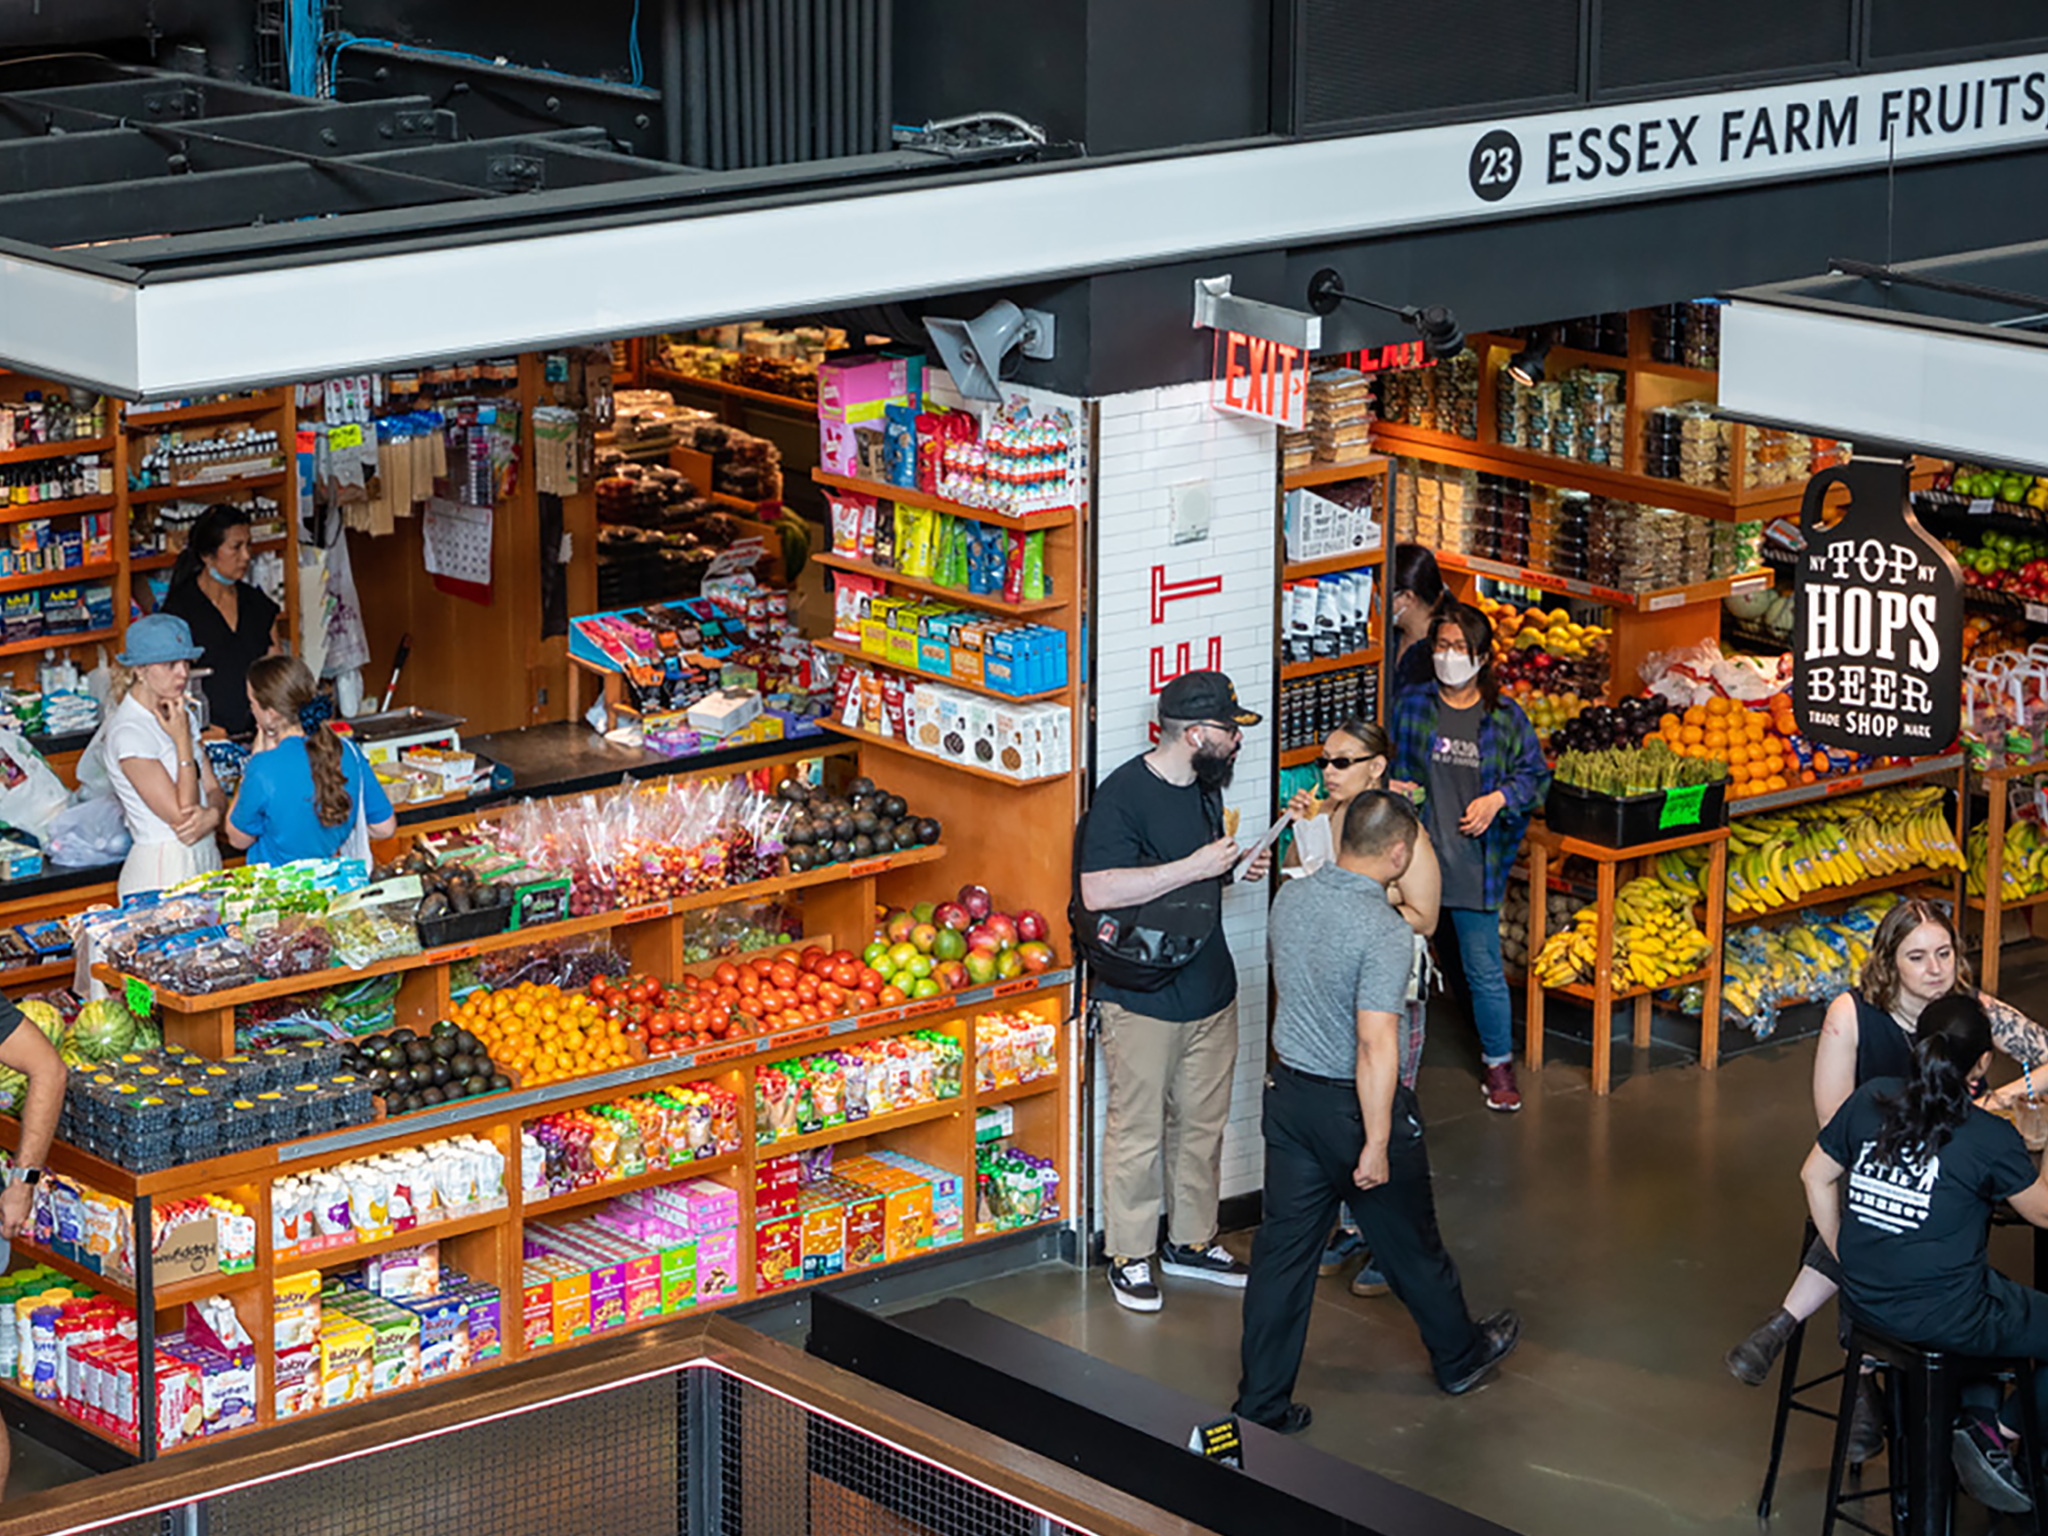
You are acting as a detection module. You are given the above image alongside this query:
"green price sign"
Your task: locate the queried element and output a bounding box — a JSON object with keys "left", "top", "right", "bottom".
{"left": 1658, "top": 784, "right": 1708, "bottom": 831}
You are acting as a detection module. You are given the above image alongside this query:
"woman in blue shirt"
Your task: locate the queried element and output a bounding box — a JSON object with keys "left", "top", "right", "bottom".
{"left": 226, "top": 655, "right": 395, "bottom": 865}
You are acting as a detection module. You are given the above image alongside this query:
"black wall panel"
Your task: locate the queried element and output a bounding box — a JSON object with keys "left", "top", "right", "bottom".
{"left": 1867, "top": 0, "right": 2048, "bottom": 62}
{"left": 1596, "top": 0, "right": 1854, "bottom": 95}
{"left": 1297, "top": 0, "right": 1583, "bottom": 132}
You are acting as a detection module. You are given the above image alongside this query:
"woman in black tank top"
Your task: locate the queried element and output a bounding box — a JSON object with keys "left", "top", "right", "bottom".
{"left": 1726, "top": 899, "right": 2048, "bottom": 1427}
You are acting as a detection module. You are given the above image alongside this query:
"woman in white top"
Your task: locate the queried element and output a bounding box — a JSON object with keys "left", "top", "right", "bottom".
{"left": 107, "top": 614, "right": 224, "bottom": 898}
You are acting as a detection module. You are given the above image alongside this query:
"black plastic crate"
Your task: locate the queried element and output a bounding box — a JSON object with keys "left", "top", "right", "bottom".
{"left": 1545, "top": 780, "right": 1728, "bottom": 849}
{"left": 419, "top": 904, "right": 512, "bottom": 950}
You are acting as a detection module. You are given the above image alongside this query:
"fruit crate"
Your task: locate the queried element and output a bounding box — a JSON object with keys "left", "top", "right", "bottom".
{"left": 1545, "top": 780, "right": 1728, "bottom": 849}
{"left": 418, "top": 905, "right": 512, "bottom": 950}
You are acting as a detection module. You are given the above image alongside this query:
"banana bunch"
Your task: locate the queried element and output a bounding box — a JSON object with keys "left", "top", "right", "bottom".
{"left": 1966, "top": 819, "right": 2048, "bottom": 902}
{"left": 1533, "top": 876, "right": 1712, "bottom": 991}
{"left": 1721, "top": 906, "right": 1882, "bottom": 1036}
{"left": 1650, "top": 845, "right": 1712, "bottom": 901}
{"left": 1725, "top": 787, "right": 1963, "bottom": 918}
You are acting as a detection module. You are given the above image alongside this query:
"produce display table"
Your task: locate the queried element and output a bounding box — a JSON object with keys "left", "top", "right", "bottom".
{"left": 1521, "top": 823, "right": 1728, "bottom": 1096}
{"left": 28, "top": 834, "right": 1073, "bottom": 1462}
{"left": 1965, "top": 754, "right": 2048, "bottom": 995}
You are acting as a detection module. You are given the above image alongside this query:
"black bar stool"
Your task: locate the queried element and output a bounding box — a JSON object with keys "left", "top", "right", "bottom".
{"left": 1757, "top": 1222, "right": 1849, "bottom": 1520}
{"left": 1823, "top": 1323, "right": 2048, "bottom": 1536}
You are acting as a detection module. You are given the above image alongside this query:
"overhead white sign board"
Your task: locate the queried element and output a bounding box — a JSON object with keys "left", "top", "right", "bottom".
{"left": 15, "top": 50, "right": 2048, "bottom": 396}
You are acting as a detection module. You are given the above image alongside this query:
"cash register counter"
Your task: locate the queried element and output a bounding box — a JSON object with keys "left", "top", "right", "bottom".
{"left": 0, "top": 721, "right": 832, "bottom": 992}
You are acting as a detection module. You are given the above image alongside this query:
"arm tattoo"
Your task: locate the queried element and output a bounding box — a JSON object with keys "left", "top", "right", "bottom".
{"left": 1982, "top": 991, "right": 2048, "bottom": 1069}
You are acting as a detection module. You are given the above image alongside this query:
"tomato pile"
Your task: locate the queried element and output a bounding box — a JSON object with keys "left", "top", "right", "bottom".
{"left": 632, "top": 946, "right": 897, "bottom": 1057}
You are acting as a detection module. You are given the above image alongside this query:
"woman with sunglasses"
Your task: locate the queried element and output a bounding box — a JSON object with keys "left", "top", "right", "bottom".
{"left": 1286, "top": 718, "right": 1440, "bottom": 1295}
{"left": 1391, "top": 602, "right": 1549, "bottom": 1113}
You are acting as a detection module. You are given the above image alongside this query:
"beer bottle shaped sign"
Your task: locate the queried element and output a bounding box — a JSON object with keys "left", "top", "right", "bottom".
{"left": 1793, "top": 454, "right": 1963, "bottom": 756}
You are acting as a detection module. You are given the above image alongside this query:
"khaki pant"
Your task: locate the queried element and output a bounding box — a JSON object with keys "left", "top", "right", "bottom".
{"left": 1100, "top": 998, "right": 1239, "bottom": 1260}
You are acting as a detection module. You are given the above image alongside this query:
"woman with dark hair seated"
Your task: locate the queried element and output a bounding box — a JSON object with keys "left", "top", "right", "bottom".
{"left": 1805, "top": 994, "right": 2048, "bottom": 1513}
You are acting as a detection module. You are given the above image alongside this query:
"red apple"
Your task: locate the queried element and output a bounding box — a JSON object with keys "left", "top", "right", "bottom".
{"left": 934, "top": 901, "right": 972, "bottom": 932}
{"left": 884, "top": 910, "right": 917, "bottom": 944}
{"left": 982, "top": 913, "right": 1020, "bottom": 948}
{"left": 958, "top": 883, "right": 993, "bottom": 921}
{"left": 995, "top": 948, "right": 1025, "bottom": 979}
{"left": 1016, "top": 941, "right": 1054, "bottom": 974}
{"left": 963, "top": 950, "right": 998, "bottom": 985}
{"left": 967, "top": 924, "right": 1005, "bottom": 955}
{"left": 910, "top": 922, "right": 940, "bottom": 955}
{"left": 1015, "top": 909, "right": 1048, "bottom": 943}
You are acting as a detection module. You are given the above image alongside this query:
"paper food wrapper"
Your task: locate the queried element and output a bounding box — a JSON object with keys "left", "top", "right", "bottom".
{"left": 1224, "top": 809, "right": 1240, "bottom": 839}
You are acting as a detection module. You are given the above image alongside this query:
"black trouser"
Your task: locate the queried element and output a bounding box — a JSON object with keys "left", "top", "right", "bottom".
{"left": 1235, "top": 1064, "right": 1485, "bottom": 1423}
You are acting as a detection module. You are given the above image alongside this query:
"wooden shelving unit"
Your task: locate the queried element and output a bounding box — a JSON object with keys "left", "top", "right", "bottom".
{"left": 809, "top": 469, "right": 1076, "bottom": 530}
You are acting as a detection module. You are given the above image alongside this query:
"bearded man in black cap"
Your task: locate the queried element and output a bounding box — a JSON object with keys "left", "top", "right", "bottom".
{"left": 1079, "top": 670, "right": 1269, "bottom": 1313}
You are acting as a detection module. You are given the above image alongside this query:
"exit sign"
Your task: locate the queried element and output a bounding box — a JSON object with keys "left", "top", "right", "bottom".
{"left": 1348, "top": 341, "right": 1429, "bottom": 375}
{"left": 1212, "top": 330, "right": 1308, "bottom": 430}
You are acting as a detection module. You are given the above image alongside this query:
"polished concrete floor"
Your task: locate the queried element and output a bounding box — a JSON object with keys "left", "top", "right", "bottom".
{"left": 921, "top": 951, "right": 2048, "bottom": 1536}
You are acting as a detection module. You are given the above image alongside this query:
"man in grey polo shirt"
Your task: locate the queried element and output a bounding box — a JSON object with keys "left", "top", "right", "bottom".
{"left": 1234, "top": 791, "right": 1518, "bottom": 1434}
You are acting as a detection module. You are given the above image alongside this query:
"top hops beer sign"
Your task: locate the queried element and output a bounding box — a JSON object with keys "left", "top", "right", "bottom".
{"left": 1793, "top": 456, "right": 1963, "bottom": 756}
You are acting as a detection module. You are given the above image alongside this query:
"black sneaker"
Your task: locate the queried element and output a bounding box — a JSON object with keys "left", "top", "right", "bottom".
{"left": 1107, "top": 1255, "right": 1162, "bottom": 1313}
{"left": 1953, "top": 1414, "right": 2033, "bottom": 1514}
{"left": 1161, "top": 1240, "right": 1250, "bottom": 1289}
{"left": 1245, "top": 1403, "right": 1312, "bottom": 1436}
{"left": 1441, "top": 1310, "right": 1521, "bottom": 1395}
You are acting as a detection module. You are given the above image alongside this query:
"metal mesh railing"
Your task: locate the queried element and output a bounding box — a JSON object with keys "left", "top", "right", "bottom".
{"left": 26, "top": 1350, "right": 1149, "bottom": 1536}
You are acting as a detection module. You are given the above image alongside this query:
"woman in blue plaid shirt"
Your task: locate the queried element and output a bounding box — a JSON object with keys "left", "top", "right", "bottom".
{"left": 1392, "top": 603, "right": 1550, "bottom": 1112}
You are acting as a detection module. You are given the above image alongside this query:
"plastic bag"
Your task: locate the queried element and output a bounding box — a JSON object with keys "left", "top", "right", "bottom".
{"left": 46, "top": 795, "right": 131, "bottom": 867}
{"left": 0, "top": 728, "right": 75, "bottom": 843}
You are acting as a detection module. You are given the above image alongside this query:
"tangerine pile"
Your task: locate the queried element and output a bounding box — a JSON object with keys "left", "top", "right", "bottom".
{"left": 1649, "top": 694, "right": 1810, "bottom": 797}
{"left": 453, "top": 982, "right": 638, "bottom": 1087}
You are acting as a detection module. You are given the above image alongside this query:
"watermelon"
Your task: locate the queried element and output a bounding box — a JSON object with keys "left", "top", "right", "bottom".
{"left": 68, "top": 998, "right": 138, "bottom": 1062}
{"left": 16, "top": 1000, "right": 64, "bottom": 1052}
{"left": 0, "top": 1066, "right": 25, "bottom": 1115}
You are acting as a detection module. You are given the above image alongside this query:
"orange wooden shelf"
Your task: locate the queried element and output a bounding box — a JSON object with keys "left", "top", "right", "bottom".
{"left": 752, "top": 1093, "right": 967, "bottom": 1160}
{"left": 810, "top": 469, "right": 1076, "bottom": 530}
{"left": 1435, "top": 550, "right": 1771, "bottom": 611}
{"left": 974, "top": 1075, "right": 1060, "bottom": 1107}
{"left": 813, "top": 638, "right": 1068, "bottom": 704}
{"left": 645, "top": 366, "right": 816, "bottom": 413}
{"left": 0, "top": 434, "right": 113, "bottom": 465}
{"left": 1737, "top": 866, "right": 1948, "bottom": 921}
{"left": 1547, "top": 965, "right": 1711, "bottom": 1004}
{"left": 0, "top": 560, "right": 116, "bottom": 595}
{"left": 1281, "top": 647, "right": 1381, "bottom": 680}
{"left": 127, "top": 471, "right": 285, "bottom": 505}
{"left": 813, "top": 552, "right": 1065, "bottom": 614}
{"left": 818, "top": 721, "right": 1068, "bottom": 787}
{"left": 122, "top": 396, "right": 287, "bottom": 431}
{"left": 1283, "top": 456, "right": 1388, "bottom": 490}
{"left": 0, "top": 493, "right": 115, "bottom": 526}
{"left": 1279, "top": 744, "right": 1323, "bottom": 769}
{"left": 271, "top": 1204, "right": 510, "bottom": 1273}
{"left": 1282, "top": 549, "right": 1385, "bottom": 580}
{"left": 522, "top": 1150, "right": 745, "bottom": 1217}
{"left": 0, "top": 626, "right": 115, "bottom": 658}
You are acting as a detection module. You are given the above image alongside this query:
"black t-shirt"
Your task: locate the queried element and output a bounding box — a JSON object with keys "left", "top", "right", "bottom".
{"left": 1079, "top": 754, "right": 1235, "bottom": 1022}
{"left": 1818, "top": 1078, "right": 2039, "bottom": 1345}
{"left": 0, "top": 995, "right": 21, "bottom": 1046}
{"left": 160, "top": 579, "right": 280, "bottom": 740}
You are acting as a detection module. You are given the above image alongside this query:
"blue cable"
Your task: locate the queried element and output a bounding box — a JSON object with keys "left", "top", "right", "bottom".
{"left": 629, "top": 0, "right": 644, "bottom": 87}
{"left": 325, "top": 13, "right": 649, "bottom": 90}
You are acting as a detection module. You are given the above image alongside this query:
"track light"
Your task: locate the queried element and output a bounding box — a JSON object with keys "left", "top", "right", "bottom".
{"left": 1507, "top": 335, "right": 1552, "bottom": 387}
{"left": 1306, "top": 269, "right": 1465, "bottom": 362}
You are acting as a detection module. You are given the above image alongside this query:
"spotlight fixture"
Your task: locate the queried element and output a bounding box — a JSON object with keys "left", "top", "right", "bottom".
{"left": 1506, "top": 334, "right": 1552, "bottom": 387}
{"left": 1305, "top": 269, "right": 1465, "bottom": 362}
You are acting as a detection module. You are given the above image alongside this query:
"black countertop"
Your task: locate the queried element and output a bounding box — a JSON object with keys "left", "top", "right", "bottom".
{"left": 5, "top": 722, "right": 831, "bottom": 907}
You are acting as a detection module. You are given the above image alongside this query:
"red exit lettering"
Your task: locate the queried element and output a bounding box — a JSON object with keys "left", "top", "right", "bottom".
{"left": 1214, "top": 331, "right": 1308, "bottom": 429}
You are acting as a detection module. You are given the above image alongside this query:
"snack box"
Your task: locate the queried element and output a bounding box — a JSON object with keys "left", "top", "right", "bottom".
{"left": 696, "top": 1228, "right": 740, "bottom": 1303}
{"left": 756, "top": 1215, "right": 803, "bottom": 1293}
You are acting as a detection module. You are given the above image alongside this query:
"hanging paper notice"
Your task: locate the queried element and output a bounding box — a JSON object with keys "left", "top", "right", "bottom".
{"left": 422, "top": 499, "right": 495, "bottom": 587}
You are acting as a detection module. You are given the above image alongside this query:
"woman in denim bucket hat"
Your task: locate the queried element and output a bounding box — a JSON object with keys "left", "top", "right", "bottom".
{"left": 107, "top": 614, "right": 225, "bottom": 896}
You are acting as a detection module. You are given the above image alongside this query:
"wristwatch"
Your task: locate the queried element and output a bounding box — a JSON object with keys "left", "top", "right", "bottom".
{"left": 10, "top": 1168, "right": 42, "bottom": 1187}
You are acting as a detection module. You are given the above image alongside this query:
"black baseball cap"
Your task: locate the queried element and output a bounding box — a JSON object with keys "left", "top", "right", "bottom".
{"left": 1158, "top": 670, "right": 1262, "bottom": 728}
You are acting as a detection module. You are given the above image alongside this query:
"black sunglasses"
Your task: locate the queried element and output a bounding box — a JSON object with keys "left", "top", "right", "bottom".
{"left": 1316, "top": 754, "right": 1379, "bottom": 771}
{"left": 1197, "top": 721, "right": 1243, "bottom": 737}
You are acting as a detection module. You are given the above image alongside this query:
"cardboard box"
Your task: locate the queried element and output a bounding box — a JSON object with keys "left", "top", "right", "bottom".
{"left": 696, "top": 1229, "right": 740, "bottom": 1304}
{"left": 521, "top": 1275, "right": 554, "bottom": 1352}
{"left": 660, "top": 1239, "right": 698, "bottom": 1314}
{"left": 800, "top": 1195, "right": 847, "bottom": 1281}
{"left": 756, "top": 1215, "right": 803, "bottom": 1293}
{"left": 755, "top": 1156, "right": 800, "bottom": 1222}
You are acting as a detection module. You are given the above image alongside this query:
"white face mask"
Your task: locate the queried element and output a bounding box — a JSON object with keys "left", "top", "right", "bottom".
{"left": 1434, "top": 651, "right": 1482, "bottom": 689}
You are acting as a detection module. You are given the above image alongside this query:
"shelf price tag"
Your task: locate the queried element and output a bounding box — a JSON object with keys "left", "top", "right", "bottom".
{"left": 903, "top": 997, "right": 948, "bottom": 1019}
{"left": 846, "top": 858, "right": 891, "bottom": 878}
{"left": 123, "top": 976, "right": 154, "bottom": 1018}
{"left": 329, "top": 423, "right": 365, "bottom": 450}
{"left": 993, "top": 977, "right": 1042, "bottom": 999}
{"left": 1970, "top": 498, "right": 1996, "bottom": 516}
{"left": 2027, "top": 603, "right": 2048, "bottom": 626}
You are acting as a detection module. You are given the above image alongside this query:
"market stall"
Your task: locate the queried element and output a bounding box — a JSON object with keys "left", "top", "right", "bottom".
{"left": 0, "top": 341, "right": 1084, "bottom": 1463}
